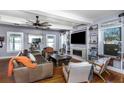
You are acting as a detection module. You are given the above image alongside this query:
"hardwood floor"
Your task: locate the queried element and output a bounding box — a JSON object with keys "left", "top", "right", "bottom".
{"left": 92, "top": 70, "right": 124, "bottom": 83}
{"left": 36, "top": 67, "right": 65, "bottom": 83}
{"left": 1, "top": 58, "right": 124, "bottom": 83}
{"left": 36, "top": 66, "right": 124, "bottom": 83}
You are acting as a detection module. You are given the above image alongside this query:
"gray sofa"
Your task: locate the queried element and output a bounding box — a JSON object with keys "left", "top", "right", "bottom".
{"left": 12, "top": 52, "right": 53, "bottom": 83}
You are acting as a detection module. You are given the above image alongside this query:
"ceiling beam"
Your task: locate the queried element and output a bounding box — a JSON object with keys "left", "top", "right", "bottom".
{"left": 22, "top": 10, "right": 93, "bottom": 24}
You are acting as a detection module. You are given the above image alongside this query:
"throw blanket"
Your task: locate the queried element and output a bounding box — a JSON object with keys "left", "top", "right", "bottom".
{"left": 8, "top": 56, "right": 37, "bottom": 77}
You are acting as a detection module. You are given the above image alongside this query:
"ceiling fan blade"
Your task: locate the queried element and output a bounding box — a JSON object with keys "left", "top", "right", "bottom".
{"left": 44, "top": 24, "right": 52, "bottom": 26}
{"left": 39, "top": 24, "right": 52, "bottom": 27}
{"left": 42, "top": 22, "right": 48, "bottom": 24}
{"left": 33, "top": 23, "right": 37, "bottom": 26}
{"left": 40, "top": 22, "right": 52, "bottom": 26}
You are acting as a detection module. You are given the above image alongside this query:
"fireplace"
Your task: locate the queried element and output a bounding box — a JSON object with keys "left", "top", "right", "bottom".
{"left": 73, "top": 49, "right": 82, "bottom": 57}
{"left": 70, "top": 45, "right": 87, "bottom": 60}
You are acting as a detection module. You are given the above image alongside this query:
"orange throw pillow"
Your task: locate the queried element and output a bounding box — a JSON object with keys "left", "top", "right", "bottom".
{"left": 15, "top": 56, "right": 37, "bottom": 68}
{"left": 8, "top": 56, "right": 37, "bottom": 77}
{"left": 8, "top": 58, "right": 14, "bottom": 77}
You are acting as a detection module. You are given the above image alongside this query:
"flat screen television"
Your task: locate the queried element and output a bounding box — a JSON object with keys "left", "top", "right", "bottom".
{"left": 71, "top": 31, "right": 86, "bottom": 44}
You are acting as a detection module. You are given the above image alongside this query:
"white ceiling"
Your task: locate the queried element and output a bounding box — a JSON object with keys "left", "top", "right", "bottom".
{"left": 0, "top": 10, "right": 123, "bottom": 30}
{"left": 61, "top": 10, "right": 123, "bottom": 21}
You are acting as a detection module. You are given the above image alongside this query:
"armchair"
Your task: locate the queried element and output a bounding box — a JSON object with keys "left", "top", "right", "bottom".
{"left": 62, "top": 62, "right": 92, "bottom": 83}
{"left": 42, "top": 47, "right": 54, "bottom": 60}
{"left": 91, "top": 57, "right": 111, "bottom": 82}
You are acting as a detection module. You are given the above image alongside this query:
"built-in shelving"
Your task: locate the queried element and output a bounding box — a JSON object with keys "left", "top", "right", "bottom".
{"left": 88, "top": 24, "right": 98, "bottom": 60}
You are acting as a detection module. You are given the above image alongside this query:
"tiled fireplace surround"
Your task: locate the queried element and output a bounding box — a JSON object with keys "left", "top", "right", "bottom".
{"left": 70, "top": 45, "right": 87, "bottom": 61}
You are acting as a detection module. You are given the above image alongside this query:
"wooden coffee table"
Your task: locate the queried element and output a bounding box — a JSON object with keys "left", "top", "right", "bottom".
{"left": 50, "top": 54, "right": 72, "bottom": 66}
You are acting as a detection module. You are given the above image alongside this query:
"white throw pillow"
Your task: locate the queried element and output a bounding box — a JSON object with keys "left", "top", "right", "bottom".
{"left": 28, "top": 53, "right": 36, "bottom": 62}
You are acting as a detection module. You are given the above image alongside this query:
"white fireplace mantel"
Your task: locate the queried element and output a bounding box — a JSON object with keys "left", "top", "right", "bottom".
{"left": 70, "top": 44, "right": 87, "bottom": 61}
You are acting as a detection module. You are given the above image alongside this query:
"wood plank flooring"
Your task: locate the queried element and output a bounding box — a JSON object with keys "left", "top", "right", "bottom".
{"left": 36, "top": 67, "right": 65, "bottom": 83}
{"left": 1, "top": 58, "right": 124, "bottom": 83}
{"left": 36, "top": 66, "right": 124, "bottom": 83}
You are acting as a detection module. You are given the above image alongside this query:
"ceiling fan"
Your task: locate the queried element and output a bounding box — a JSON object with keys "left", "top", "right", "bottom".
{"left": 27, "top": 16, "right": 52, "bottom": 28}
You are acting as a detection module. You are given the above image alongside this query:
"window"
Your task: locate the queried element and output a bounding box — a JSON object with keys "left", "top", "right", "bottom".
{"left": 46, "top": 34, "right": 56, "bottom": 49}
{"left": 7, "top": 32, "right": 23, "bottom": 52}
{"left": 104, "top": 27, "right": 121, "bottom": 56}
{"left": 28, "top": 34, "right": 42, "bottom": 44}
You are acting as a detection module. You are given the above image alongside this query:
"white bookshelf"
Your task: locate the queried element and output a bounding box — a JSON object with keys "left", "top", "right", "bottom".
{"left": 88, "top": 24, "right": 98, "bottom": 60}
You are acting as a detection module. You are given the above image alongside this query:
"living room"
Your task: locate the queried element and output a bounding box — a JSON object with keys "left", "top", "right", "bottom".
{"left": 0, "top": 10, "right": 124, "bottom": 83}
